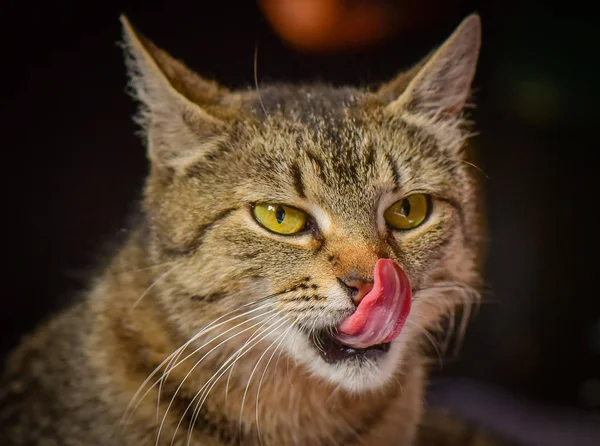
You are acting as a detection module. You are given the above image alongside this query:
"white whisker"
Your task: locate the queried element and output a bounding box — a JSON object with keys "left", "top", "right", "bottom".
{"left": 122, "top": 301, "right": 276, "bottom": 426}
{"left": 157, "top": 311, "right": 278, "bottom": 446}
{"left": 237, "top": 317, "right": 290, "bottom": 440}
{"left": 253, "top": 43, "right": 267, "bottom": 116}
{"left": 157, "top": 303, "right": 276, "bottom": 418}
{"left": 411, "top": 279, "right": 481, "bottom": 360}
{"left": 224, "top": 312, "right": 283, "bottom": 404}
{"left": 111, "top": 260, "right": 180, "bottom": 276}
{"left": 172, "top": 315, "right": 279, "bottom": 446}
{"left": 255, "top": 319, "right": 296, "bottom": 445}
{"left": 133, "top": 262, "right": 183, "bottom": 308}
{"left": 182, "top": 317, "right": 287, "bottom": 446}
{"left": 160, "top": 303, "right": 276, "bottom": 392}
{"left": 406, "top": 319, "right": 443, "bottom": 368}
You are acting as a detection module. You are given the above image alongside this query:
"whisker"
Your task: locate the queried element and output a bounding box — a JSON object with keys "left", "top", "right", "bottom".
{"left": 237, "top": 317, "right": 290, "bottom": 440}
{"left": 414, "top": 281, "right": 481, "bottom": 311}
{"left": 124, "top": 287, "right": 300, "bottom": 441}
{"left": 182, "top": 317, "right": 287, "bottom": 446}
{"left": 440, "top": 307, "right": 456, "bottom": 356}
{"left": 272, "top": 324, "right": 297, "bottom": 379}
{"left": 284, "top": 326, "right": 303, "bottom": 388}
{"left": 255, "top": 318, "right": 296, "bottom": 445}
{"left": 157, "top": 311, "right": 278, "bottom": 446}
{"left": 122, "top": 301, "right": 276, "bottom": 426}
{"left": 133, "top": 262, "right": 183, "bottom": 307}
{"left": 411, "top": 279, "right": 481, "bottom": 360}
{"left": 111, "top": 260, "right": 180, "bottom": 276}
{"left": 160, "top": 303, "right": 276, "bottom": 391}
{"left": 460, "top": 158, "right": 489, "bottom": 178}
{"left": 156, "top": 305, "right": 278, "bottom": 419}
{"left": 224, "top": 313, "right": 281, "bottom": 404}
{"left": 125, "top": 287, "right": 297, "bottom": 427}
{"left": 171, "top": 314, "right": 278, "bottom": 446}
{"left": 454, "top": 297, "right": 473, "bottom": 356}
{"left": 308, "top": 317, "right": 325, "bottom": 354}
{"left": 253, "top": 42, "right": 267, "bottom": 116}
{"left": 406, "top": 319, "right": 443, "bottom": 369}
{"left": 157, "top": 302, "right": 275, "bottom": 411}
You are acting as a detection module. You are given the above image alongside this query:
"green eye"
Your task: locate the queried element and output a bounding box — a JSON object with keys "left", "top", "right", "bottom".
{"left": 253, "top": 203, "right": 308, "bottom": 235}
{"left": 384, "top": 194, "right": 429, "bottom": 230}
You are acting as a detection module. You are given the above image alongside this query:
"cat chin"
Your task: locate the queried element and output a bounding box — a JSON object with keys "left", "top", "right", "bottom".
{"left": 281, "top": 329, "right": 407, "bottom": 394}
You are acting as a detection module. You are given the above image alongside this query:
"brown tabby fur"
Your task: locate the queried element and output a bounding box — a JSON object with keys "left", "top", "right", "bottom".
{"left": 0, "top": 13, "right": 508, "bottom": 446}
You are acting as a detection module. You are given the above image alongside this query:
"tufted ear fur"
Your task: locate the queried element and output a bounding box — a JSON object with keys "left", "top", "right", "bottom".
{"left": 120, "top": 15, "right": 233, "bottom": 170}
{"left": 382, "top": 14, "right": 481, "bottom": 119}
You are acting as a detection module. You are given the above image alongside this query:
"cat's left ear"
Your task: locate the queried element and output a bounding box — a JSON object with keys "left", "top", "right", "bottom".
{"left": 381, "top": 14, "right": 481, "bottom": 118}
{"left": 120, "top": 15, "right": 234, "bottom": 170}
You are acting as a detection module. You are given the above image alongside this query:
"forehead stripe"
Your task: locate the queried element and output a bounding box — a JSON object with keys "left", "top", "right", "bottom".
{"left": 291, "top": 161, "right": 306, "bottom": 198}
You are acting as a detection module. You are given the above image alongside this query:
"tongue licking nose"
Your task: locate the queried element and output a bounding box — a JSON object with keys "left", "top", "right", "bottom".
{"left": 334, "top": 259, "right": 411, "bottom": 349}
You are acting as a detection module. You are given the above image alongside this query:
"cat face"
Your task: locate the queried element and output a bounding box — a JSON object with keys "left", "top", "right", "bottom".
{"left": 122, "top": 15, "right": 482, "bottom": 393}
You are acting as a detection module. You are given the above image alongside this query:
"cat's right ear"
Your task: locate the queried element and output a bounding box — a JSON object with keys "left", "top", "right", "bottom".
{"left": 379, "top": 14, "right": 481, "bottom": 120}
{"left": 120, "top": 15, "right": 232, "bottom": 170}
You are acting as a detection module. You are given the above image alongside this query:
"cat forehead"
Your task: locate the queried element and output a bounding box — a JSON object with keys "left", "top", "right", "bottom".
{"left": 239, "top": 84, "right": 391, "bottom": 136}
{"left": 240, "top": 88, "right": 440, "bottom": 167}
{"left": 239, "top": 85, "right": 417, "bottom": 148}
{"left": 183, "top": 86, "right": 460, "bottom": 213}
{"left": 229, "top": 98, "right": 453, "bottom": 213}
{"left": 244, "top": 83, "right": 374, "bottom": 118}
{"left": 227, "top": 86, "right": 447, "bottom": 193}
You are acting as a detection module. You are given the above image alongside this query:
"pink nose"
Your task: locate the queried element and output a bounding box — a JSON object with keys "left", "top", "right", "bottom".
{"left": 342, "top": 279, "right": 374, "bottom": 305}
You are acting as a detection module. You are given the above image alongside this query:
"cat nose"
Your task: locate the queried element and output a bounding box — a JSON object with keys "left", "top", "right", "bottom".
{"left": 337, "top": 277, "right": 373, "bottom": 305}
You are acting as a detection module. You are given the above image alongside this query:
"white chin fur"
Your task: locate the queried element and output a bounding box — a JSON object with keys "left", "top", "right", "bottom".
{"left": 280, "top": 328, "right": 407, "bottom": 394}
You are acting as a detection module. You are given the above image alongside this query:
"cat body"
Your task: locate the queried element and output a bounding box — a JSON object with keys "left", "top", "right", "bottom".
{"left": 1, "top": 14, "right": 494, "bottom": 446}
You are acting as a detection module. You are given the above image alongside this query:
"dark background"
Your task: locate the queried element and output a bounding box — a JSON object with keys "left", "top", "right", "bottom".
{"left": 1, "top": 1, "right": 599, "bottom": 444}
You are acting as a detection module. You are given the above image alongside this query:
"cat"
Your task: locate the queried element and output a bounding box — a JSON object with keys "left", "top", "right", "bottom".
{"left": 0, "top": 12, "right": 505, "bottom": 446}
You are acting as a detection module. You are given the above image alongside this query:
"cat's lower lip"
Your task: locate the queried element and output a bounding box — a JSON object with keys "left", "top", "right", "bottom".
{"left": 311, "top": 330, "right": 390, "bottom": 364}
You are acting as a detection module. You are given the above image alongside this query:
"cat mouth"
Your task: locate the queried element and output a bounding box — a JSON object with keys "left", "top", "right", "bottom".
{"left": 311, "top": 329, "right": 391, "bottom": 363}
{"left": 303, "top": 259, "right": 411, "bottom": 364}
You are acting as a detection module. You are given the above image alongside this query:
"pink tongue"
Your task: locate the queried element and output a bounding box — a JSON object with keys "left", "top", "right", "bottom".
{"left": 334, "top": 259, "right": 411, "bottom": 349}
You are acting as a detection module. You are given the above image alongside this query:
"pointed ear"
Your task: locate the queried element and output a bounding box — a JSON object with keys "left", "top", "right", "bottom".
{"left": 377, "top": 49, "right": 435, "bottom": 102}
{"left": 384, "top": 14, "right": 481, "bottom": 118}
{"left": 120, "top": 15, "right": 231, "bottom": 169}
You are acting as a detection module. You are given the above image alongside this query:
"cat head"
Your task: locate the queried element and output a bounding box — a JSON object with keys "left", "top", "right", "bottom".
{"left": 121, "top": 14, "right": 482, "bottom": 393}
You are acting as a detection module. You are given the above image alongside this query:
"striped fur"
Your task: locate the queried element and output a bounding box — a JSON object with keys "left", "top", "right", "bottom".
{"left": 0, "top": 14, "right": 501, "bottom": 446}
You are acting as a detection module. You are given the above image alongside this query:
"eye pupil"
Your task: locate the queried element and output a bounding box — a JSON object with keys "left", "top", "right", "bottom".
{"left": 254, "top": 203, "right": 307, "bottom": 235}
{"left": 383, "top": 194, "right": 429, "bottom": 230}
{"left": 276, "top": 205, "right": 286, "bottom": 224}
{"left": 401, "top": 199, "right": 411, "bottom": 216}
